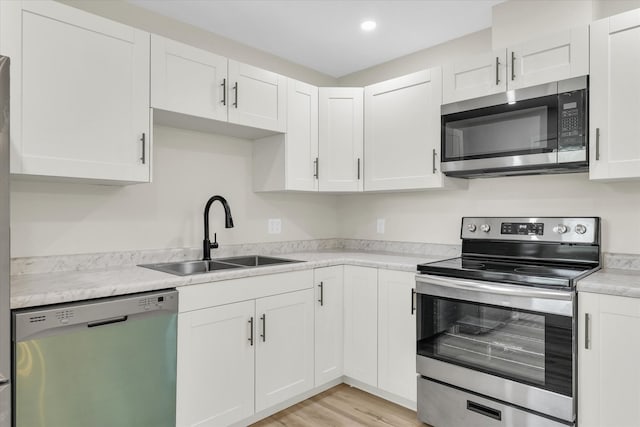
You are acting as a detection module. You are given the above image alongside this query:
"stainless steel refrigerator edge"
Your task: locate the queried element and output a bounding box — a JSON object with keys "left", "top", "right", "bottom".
{"left": 0, "top": 56, "right": 11, "bottom": 427}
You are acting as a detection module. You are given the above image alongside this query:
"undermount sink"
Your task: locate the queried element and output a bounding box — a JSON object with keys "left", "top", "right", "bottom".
{"left": 216, "top": 255, "right": 301, "bottom": 267}
{"left": 139, "top": 255, "right": 302, "bottom": 276}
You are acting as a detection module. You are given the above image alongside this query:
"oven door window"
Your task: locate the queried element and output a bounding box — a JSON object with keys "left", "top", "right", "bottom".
{"left": 441, "top": 95, "right": 558, "bottom": 161}
{"left": 417, "top": 294, "right": 572, "bottom": 397}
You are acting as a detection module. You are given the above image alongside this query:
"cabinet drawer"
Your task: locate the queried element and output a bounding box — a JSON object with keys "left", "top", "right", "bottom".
{"left": 418, "top": 377, "right": 567, "bottom": 427}
{"left": 178, "top": 269, "right": 313, "bottom": 312}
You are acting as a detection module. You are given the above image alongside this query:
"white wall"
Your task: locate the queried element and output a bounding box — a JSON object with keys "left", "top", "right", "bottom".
{"left": 10, "top": 126, "right": 339, "bottom": 257}
{"left": 336, "top": 174, "right": 640, "bottom": 254}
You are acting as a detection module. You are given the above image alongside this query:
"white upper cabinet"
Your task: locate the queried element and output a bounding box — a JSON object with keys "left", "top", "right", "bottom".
{"left": 253, "top": 78, "right": 318, "bottom": 192}
{"left": 228, "top": 60, "right": 287, "bottom": 133}
{"left": 443, "top": 26, "right": 588, "bottom": 104}
{"left": 1, "top": 0, "right": 151, "bottom": 183}
{"left": 443, "top": 50, "right": 507, "bottom": 104}
{"left": 365, "top": 68, "right": 457, "bottom": 191}
{"left": 318, "top": 88, "right": 364, "bottom": 192}
{"left": 508, "top": 26, "right": 589, "bottom": 90}
{"left": 590, "top": 9, "right": 640, "bottom": 181}
{"left": 151, "top": 34, "right": 228, "bottom": 122}
{"left": 151, "top": 38, "right": 286, "bottom": 135}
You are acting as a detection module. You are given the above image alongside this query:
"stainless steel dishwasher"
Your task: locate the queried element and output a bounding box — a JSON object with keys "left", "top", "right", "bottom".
{"left": 13, "top": 289, "right": 178, "bottom": 427}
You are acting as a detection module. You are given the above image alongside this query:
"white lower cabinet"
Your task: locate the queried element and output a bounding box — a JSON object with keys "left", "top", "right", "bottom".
{"left": 579, "top": 292, "right": 640, "bottom": 427}
{"left": 176, "top": 271, "right": 314, "bottom": 427}
{"left": 314, "top": 266, "right": 344, "bottom": 386}
{"left": 255, "top": 289, "right": 314, "bottom": 412}
{"left": 377, "top": 270, "right": 417, "bottom": 404}
{"left": 176, "top": 300, "right": 255, "bottom": 427}
{"left": 343, "top": 265, "right": 379, "bottom": 387}
{"left": 177, "top": 266, "right": 419, "bottom": 426}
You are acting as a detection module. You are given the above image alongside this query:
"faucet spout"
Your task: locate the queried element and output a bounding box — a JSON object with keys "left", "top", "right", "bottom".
{"left": 203, "top": 195, "right": 234, "bottom": 261}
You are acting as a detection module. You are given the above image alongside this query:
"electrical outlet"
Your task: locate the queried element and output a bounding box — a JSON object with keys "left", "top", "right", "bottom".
{"left": 377, "top": 218, "right": 385, "bottom": 234}
{"left": 268, "top": 218, "right": 282, "bottom": 234}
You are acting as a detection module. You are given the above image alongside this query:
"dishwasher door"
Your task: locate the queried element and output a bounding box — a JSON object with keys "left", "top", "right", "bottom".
{"left": 13, "top": 289, "right": 178, "bottom": 427}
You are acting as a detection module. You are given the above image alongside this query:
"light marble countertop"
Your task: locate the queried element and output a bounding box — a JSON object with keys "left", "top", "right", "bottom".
{"left": 11, "top": 250, "right": 441, "bottom": 309}
{"left": 577, "top": 268, "right": 640, "bottom": 298}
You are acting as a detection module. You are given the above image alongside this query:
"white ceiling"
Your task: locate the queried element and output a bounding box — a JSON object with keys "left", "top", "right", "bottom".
{"left": 129, "top": 0, "right": 504, "bottom": 78}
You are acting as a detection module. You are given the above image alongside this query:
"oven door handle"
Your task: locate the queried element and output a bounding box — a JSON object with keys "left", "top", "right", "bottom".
{"left": 416, "top": 274, "right": 574, "bottom": 316}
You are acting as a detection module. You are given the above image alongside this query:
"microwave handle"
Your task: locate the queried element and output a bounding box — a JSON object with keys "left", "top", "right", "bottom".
{"left": 432, "top": 149, "right": 437, "bottom": 174}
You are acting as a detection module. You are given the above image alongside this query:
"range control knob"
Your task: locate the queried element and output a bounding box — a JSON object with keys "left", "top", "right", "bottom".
{"left": 480, "top": 224, "right": 491, "bottom": 233}
{"left": 575, "top": 224, "right": 587, "bottom": 234}
{"left": 553, "top": 224, "right": 569, "bottom": 234}
{"left": 467, "top": 224, "right": 477, "bottom": 232}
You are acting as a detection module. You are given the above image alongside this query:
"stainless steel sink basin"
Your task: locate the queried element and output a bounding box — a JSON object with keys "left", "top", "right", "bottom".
{"left": 140, "top": 260, "right": 242, "bottom": 276}
{"left": 216, "top": 255, "right": 301, "bottom": 267}
{"left": 139, "top": 255, "right": 302, "bottom": 276}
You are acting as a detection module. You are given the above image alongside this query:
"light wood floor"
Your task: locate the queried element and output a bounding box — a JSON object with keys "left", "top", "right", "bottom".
{"left": 251, "top": 384, "right": 429, "bottom": 427}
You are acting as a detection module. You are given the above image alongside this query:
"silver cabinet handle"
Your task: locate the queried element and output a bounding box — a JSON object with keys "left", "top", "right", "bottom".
{"left": 595, "top": 128, "right": 600, "bottom": 161}
{"left": 357, "top": 158, "right": 361, "bottom": 180}
{"left": 411, "top": 288, "right": 416, "bottom": 315}
{"left": 260, "top": 314, "right": 266, "bottom": 342}
{"left": 221, "top": 78, "right": 227, "bottom": 106}
{"left": 233, "top": 82, "right": 238, "bottom": 108}
{"left": 248, "top": 316, "right": 254, "bottom": 346}
{"left": 495, "top": 56, "right": 500, "bottom": 86}
{"left": 511, "top": 51, "right": 516, "bottom": 81}
{"left": 432, "top": 149, "right": 437, "bottom": 174}
{"left": 314, "top": 157, "right": 319, "bottom": 179}
{"left": 584, "top": 313, "right": 591, "bottom": 349}
{"left": 318, "top": 281, "right": 324, "bottom": 306}
{"left": 140, "top": 133, "right": 146, "bottom": 165}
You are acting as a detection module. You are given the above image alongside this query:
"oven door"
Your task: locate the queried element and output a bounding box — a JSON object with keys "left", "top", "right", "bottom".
{"left": 441, "top": 93, "right": 559, "bottom": 175}
{"left": 416, "top": 274, "right": 575, "bottom": 422}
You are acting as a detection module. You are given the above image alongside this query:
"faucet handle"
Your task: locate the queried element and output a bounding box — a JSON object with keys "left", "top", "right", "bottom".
{"left": 211, "top": 232, "right": 219, "bottom": 249}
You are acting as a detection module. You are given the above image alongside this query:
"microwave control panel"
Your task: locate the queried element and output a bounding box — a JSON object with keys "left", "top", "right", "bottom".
{"left": 558, "top": 90, "right": 586, "bottom": 150}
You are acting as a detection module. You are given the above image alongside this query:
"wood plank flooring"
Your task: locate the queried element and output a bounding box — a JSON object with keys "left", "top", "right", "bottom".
{"left": 251, "top": 384, "right": 429, "bottom": 427}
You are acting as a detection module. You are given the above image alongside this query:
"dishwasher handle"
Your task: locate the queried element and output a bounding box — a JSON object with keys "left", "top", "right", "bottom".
{"left": 87, "top": 315, "right": 128, "bottom": 328}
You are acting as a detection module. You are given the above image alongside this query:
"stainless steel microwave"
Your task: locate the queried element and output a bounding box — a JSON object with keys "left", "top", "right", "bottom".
{"left": 440, "top": 76, "right": 587, "bottom": 178}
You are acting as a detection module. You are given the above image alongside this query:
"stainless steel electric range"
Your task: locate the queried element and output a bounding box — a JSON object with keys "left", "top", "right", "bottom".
{"left": 416, "top": 217, "right": 600, "bottom": 427}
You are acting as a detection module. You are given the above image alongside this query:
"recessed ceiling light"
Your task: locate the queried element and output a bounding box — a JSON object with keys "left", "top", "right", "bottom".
{"left": 360, "top": 20, "right": 377, "bottom": 32}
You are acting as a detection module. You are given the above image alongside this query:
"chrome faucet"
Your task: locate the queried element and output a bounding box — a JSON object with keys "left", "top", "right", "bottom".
{"left": 202, "top": 195, "right": 234, "bottom": 260}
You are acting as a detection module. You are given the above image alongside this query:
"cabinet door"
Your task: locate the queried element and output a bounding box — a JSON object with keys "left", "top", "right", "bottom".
{"left": 508, "top": 26, "right": 589, "bottom": 90}
{"left": 151, "top": 34, "right": 228, "bottom": 122}
{"left": 442, "top": 50, "right": 507, "bottom": 104}
{"left": 579, "top": 292, "right": 640, "bottom": 427}
{"left": 378, "top": 270, "right": 417, "bottom": 404}
{"left": 228, "top": 60, "right": 286, "bottom": 132}
{"left": 255, "top": 289, "right": 314, "bottom": 412}
{"left": 176, "top": 300, "right": 255, "bottom": 427}
{"left": 1, "top": 0, "right": 151, "bottom": 183}
{"left": 590, "top": 10, "right": 640, "bottom": 181}
{"left": 314, "top": 266, "right": 344, "bottom": 386}
{"left": 343, "top": 265, "right": 378, "bottom": 387}
{"left": 364, "top": 69, "right": 444, "bottom": 191}
{"left": 286, "top": 79, "right": 319, "bottom": 191}
{"left": 318, "top": 87, "right": 364, "bottom": 192}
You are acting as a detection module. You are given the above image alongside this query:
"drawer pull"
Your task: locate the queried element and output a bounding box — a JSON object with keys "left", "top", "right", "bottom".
{"left": 467, "top": 400, "right": 502, "bottom": 421}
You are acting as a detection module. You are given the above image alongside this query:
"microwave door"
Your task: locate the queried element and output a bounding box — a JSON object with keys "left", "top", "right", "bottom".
{"left": 441, "top": 95, "right": 558, "bottom": 174}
